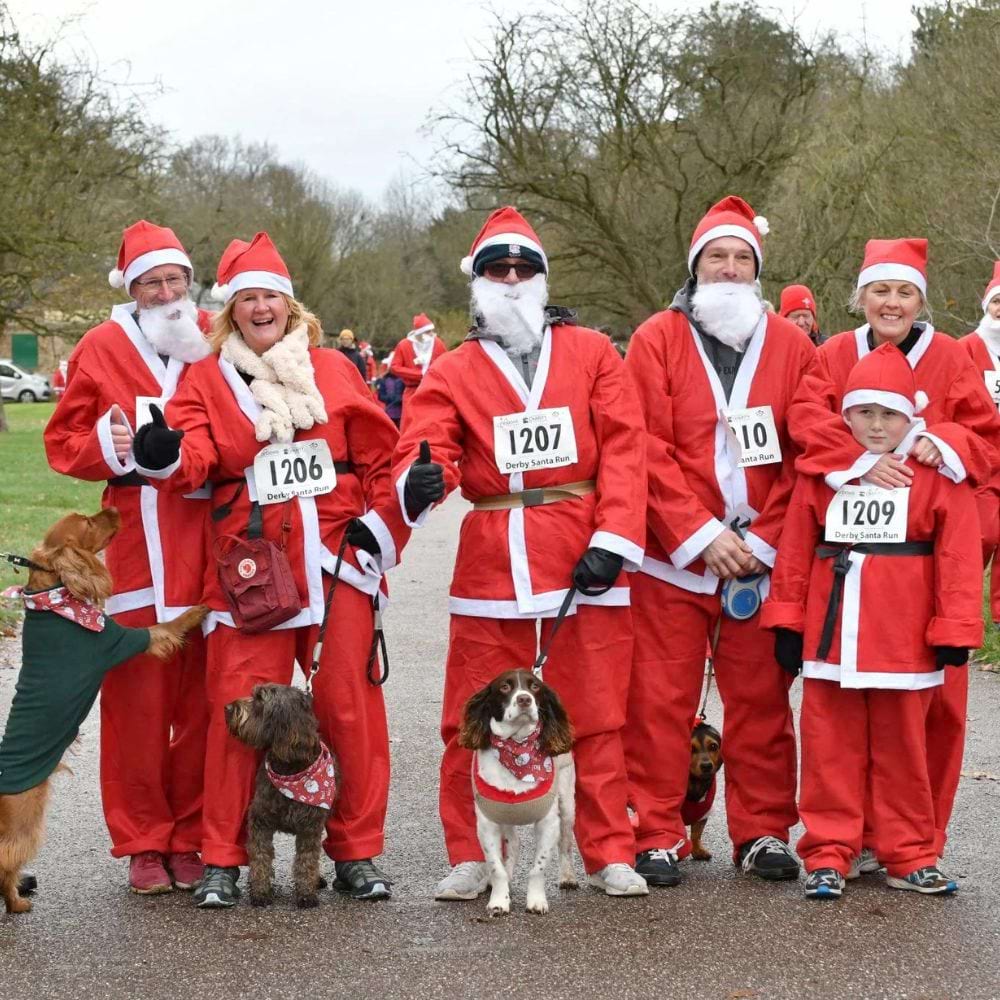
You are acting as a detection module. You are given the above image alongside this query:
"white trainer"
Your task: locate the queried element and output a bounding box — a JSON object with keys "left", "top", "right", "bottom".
{"left": 587, "top": 863, "right": 649, "bottom": 896}
{"left": 434, "top": 861, "right": 490, "bottom": 901}
{"left": 846, "top": 847, "right": 882, "bottom": 880}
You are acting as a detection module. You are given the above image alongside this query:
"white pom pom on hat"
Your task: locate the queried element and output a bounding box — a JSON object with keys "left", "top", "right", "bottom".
{"left": 914, "top": 390, "right": 929, "bottom": 414}
{"left": 210, "top": 282, "right": 229, "bottom": 301}
{"left": 460, "top": 255, "right": 474, "bottom": 277}
{"left": 108, "top": 268, "right": 125, "bottom": 289}
{"left": 753, "top": 215, "right": 770, "bottom": 236}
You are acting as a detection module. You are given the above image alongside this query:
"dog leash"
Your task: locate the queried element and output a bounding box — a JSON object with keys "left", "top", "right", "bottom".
{"left": 2, "top": 552, "right": 46, "bottom": 573}
{"left": 530, "top": 585, "right": 578, "bottom": 681}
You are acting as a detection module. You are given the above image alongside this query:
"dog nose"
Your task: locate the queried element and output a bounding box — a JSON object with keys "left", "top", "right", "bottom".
{"left": 516, "top": 693, "right": 532, "bottom": 709}
{"left": 699, "top": 760, "right": 714, "bottom": 773}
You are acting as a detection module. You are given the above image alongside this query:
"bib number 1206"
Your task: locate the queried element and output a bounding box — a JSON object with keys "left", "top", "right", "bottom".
{"left": 252, "top": 439, "right": 337, "bottom": 505}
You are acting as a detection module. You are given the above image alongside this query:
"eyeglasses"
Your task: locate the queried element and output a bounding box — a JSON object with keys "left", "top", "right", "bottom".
{"left": 134, "top": 274, "right": 188, "bottom": 291}
{"left": 482, "top": 262, "right": 542, "bottom": 281}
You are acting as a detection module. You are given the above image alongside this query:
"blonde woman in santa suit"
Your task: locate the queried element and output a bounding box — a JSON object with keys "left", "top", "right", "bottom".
{"left": 130, "top": 232, "right": 410, "bottom": 908}
{"left": 959, "top": 262, "right": 1000, "bottom": 627}
{"left": 786, "top": 237, "right": 1000, "bottom": 871}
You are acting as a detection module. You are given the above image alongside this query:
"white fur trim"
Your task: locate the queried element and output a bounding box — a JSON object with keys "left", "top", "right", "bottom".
{"left": 857, "top": 263, "right": 927, "bottom": 297}
{"left": 224, "top": 270, "right": 294, "bottom": 302}
{"left": 470, "top": 232, "right": 548, "bottom": 273}
{"left": 982, "top": 285, "right": 1000, "bottom": 313}
{"left": 744, "top": 530, "right": 776, "bottom": 568}
{"left": 841, "top": 389, "right": 914, "bottom": 419}
{"left": 122, "top": 248, "right": 193, "bottom": 292}
{"left": 409, "top": 323, "right": 435, "bottom": 337}
{"left": 108, "top": 268, "right": 125, "bottom": 289}
{"left": 670, "top": 517, "right": 726, "bottom": 570}
{"left": 211, "top": 282, "right": 229, "bottom": 301}
{"left": 688, "top": 225, "right": 762, "bottom": 274}
{"left": 588, "top": 530, "right": 643, "bottom": 573}
{"left": 638, "top": 555, "right": 719, "bottom": 594}
{"left": 752, "top": 215, "right": 770, "bottom": 236}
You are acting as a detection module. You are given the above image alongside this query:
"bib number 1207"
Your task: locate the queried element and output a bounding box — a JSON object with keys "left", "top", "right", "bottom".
{"left": 493, "top": 406, "right": 578, "bottom": 475}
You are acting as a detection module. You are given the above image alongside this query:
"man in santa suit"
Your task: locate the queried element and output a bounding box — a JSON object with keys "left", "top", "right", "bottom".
{"left": 623, "top": 196, "right": 816, "bottom": 887}
{"left": 779, "top": 283, "right": 825, "bottom": 346}
{"left": 43, "top": 220, "right": 213, "bottom": 895}
{"left": 390, "top": 313, "right": 447, "bottom": 429}
{"left": 393, "top": 207, "right": 650, "bottom": 900}
{"left": 960, "top": 262, "right": 1000, "bottom": 626}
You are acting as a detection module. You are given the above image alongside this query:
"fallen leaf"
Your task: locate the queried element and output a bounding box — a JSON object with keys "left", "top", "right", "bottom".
{"left": 960, "top": 770, "right": 999, "bottom": 781}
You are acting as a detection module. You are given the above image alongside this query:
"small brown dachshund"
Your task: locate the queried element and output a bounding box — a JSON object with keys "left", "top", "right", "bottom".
{"left": 0, "top": 508, "right": 207, "bottom": 915}
{"left": 684, "top": 720, "right": 723, "bottom": 861}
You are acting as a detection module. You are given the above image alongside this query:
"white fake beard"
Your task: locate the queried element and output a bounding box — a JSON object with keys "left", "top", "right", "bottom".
{"left": 977, "top": 314, "right": 1000, "bottom": 354}
{"left": 471, "top": 273, "right": 549, "bottom": 354}
{"left": 137, "top": 299, "right": 212, "bottom": 363}
{"left": 691, "top": 281, "right": 764, "bottom": 352}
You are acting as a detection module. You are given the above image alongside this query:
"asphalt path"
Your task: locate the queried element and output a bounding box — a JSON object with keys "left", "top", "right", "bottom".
{"left": 1, "top": 492, "right": 998, "bottom": 1000}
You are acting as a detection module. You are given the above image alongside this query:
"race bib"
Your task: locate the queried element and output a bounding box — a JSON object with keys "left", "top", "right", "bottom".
{"left": 984, "top": 371, "right": 1000, "bottom": 404}
{"left": 723, "top": 406, "right": 782, "bottom": 467}
{"left": 825, "top": 485, "right": 909, "bottom": 544}
{"left": 493, "top": 406, "right": 578, "bottom": 475}
{"left": 252, "top": 440, "right": 336, "bottom": 505}
{"left": 135, "top": 395, "right": 165, "bottom": 429}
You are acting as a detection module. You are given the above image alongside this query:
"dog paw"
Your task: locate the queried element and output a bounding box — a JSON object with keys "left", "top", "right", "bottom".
{"left": 316, "top": 875, "right": 328, "bottom": 890}
{"left": 249, "top": 894, "right": 273, "bottom": 907}
{"left": 487, "top": 904, "right": 510, "bottom": 917}
{"left": 525, "top": 897, "right": 549, "bottom": 914}
{"left": 559, "top": 875, "right": 579, "bottom": 890}
{"left": 691, "top": 848, "right": 712, "bottom": 861}
{"left": 7, "top": 897, "right": 32, "bottom": 914}
{"left": 296, "top": 895, "right": 320, "bottom": 909}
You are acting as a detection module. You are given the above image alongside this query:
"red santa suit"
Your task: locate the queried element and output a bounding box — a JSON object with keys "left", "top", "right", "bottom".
{"left": 138, "top": 232, "right": 410, "bottom": 867}
{"left": 393, "top": 316, "right": 646, "bottom": 874}
{"left": 764, "top": 348, "right": 983, "bottom": 876}
{"left": 390, "top": 313, "right": 447, "bottom": 430}
{"left": 43, "top": 221, "right": 212, "bottom": 860}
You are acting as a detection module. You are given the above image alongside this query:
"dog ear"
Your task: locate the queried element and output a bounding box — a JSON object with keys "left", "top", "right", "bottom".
{"left": 538, "top": 683, "right": 574, "bottom": 756}
{"left": 457, "top": 685, "right": 495, "bottom": 750}
{"left": 49, "top": 544, "right": 113, "bottom": 604}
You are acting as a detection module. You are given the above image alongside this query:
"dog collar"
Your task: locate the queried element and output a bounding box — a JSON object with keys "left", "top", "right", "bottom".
{"left": 265, "top": 742, "right": 336, "bottom": 810}
{"left": 6, "top": 585, "right": 106, "bottom": 632}
{"left": 489, "top": 723, "right": 553, "bottom": 785}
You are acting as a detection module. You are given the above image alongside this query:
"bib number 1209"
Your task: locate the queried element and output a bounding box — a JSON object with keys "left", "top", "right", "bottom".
{"left": 825, "top": 484, "right": 909, "bottom": 543}
{"left": 252, "top": 439, "right": 337, "bottom": 505}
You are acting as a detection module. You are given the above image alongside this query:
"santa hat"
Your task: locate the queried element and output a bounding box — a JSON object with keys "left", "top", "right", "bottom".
{"left": 460, "top": 206, "right": 547, "bottom": 277}
{"left": 982, "top": 261, "right": 1000, "bottom": 313}
{"left": 688, "top": 195, "right": 769, "bottom": 276}
{"left": 778, "top": 284, "right": 818, "bottom": 326}
{"left": 410, "top": 313, "right": 434, "bottom": 336}
{"left": 212, "top": 232, "right": 294, "bottom": 303}
{"left": 842, "top": 342, "right": 928, "bottom": 420}
{"left": 857, "top": 238, "right": 928, "bottom": 297}
{"left": 108, "top": 220, "right": 192, "bottom": 291}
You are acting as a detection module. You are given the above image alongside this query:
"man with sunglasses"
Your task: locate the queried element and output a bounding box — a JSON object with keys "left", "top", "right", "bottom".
{"left": 44, "top": 221, "right": 214, "bottom": 896}
{"left": 392, "top": 206, "right": 649, "bottom": 902}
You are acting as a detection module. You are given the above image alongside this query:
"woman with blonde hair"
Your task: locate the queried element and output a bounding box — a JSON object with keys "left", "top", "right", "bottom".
{"left": 132, "top": 232, "right": 410, "bottom": 908}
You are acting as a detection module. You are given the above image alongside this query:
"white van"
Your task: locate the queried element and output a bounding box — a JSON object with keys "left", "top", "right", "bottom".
{"left": 0, "top": 359, "right": 52, "bottom": 402}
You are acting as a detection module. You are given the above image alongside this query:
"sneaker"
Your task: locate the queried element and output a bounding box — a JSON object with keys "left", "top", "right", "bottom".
{"left": 17, "top": 870, "right": 38, "bottom": 896}
{"left": 128, "top": 851, "right": 173, "bottom": 895}
{"left": 434, "top": 861, "right": 490, "bottom": 901}
{"left": 634, "top": 847, "right": 682, "bottom": 887}
{"left": 737, "top": 836, "right": 801, "bottom": 881}
{"left": 847, "top": 847, "right": 882, "bottom": 880}
{"left": 886, "top": 866, "right": 958, "bottom": 895}
{"left": 334, "top": 859, "right": 392, "bottom": 900}
{"left": 193, "top": 865, "right": 241, "bottom": 908}
{"left": 804, "top": 868, "right": 845, "bottom": 900}
{"left": 587, "top": 863, "right": 649, "bottom": 896}
{"left": 166, "top": 852, "right": 204, "bottom": 890}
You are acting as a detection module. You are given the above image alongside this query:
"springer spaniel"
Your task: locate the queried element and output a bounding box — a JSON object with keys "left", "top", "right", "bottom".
{"left": 458, "top": 669, "right": 575, "bottom": 916}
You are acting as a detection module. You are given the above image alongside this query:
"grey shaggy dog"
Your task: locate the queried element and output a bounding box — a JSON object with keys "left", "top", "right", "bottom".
{"left": 225, "top": 684, "right": 336, "bottom": 908}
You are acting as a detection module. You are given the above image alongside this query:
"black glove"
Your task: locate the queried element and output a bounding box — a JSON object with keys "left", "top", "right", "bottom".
{"left": 935, "top": 646, "right": 969, "bottom": 669}
{"left": 404, "top": 440, "right": 445, "bottom": 520}
{"left": 774, "top": 628, "right": 803, "bottom": 677}
{"left": 345, "top": 518, "right": 381, "bottom": 557}
{"left": 132, "top": 404, "right": 184, "bottom": 470}
{"left": 572, "top": 547, "right": 624, "bottom": 596}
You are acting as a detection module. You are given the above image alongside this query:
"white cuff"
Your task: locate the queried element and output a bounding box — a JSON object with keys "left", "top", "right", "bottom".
{"left": 670, "top": 517, "right": 726, "bottom": 570}
{"left": 918, "top": 432, "right": 967, "bottom": 484}
{"left": 395, "top": 464, "right": 432, "bottom": 529}
{"left": 825, "top": 451, "right": 880, "bottom": 490}
{"left": 96, "top": 406, "right": 135, "bottom": 477}
{"left": 745, "top": 530, "right": 776, "bottom": 568}
{"left": 588, "top": 530, "right": 643, "bottom": 572}
{"left": 359, "top": 510, "right": 397, "bottom": 571}
{"left": 134, "top": 446, "right": 182, "bottom": 481}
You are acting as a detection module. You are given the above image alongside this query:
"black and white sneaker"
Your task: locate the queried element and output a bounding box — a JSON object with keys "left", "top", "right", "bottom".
{"left": 804, "top": 868, "right": 845, "bottom": 900}
{"left": 886, "top": 866, "right": 958, "bottom": 895}
{"left": 737, "top": 836, "right": 800, "bottom": 881}
{"left": 634, "top": 847, "right": 682, "bottom": 887}
{"left": 193, "top": 865, "right": 241, "bottom": 908}
{"left": 334, "top": 859, "right": 392, "bottom": 900}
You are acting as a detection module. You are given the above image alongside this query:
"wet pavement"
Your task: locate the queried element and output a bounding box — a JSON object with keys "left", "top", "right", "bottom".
{"left": 1, "top": 493, "right": 998, "bottom": 1000}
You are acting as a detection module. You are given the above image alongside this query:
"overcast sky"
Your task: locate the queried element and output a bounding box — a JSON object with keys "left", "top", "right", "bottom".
{"left": 10, "top": 0, "right": 918, "bottom": 202}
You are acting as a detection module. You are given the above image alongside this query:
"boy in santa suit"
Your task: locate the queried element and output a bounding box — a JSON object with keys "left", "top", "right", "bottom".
{"left": 960, "top": 262, "right": 1000, "bottom": 626}
{"left": 393, "top": 206, "right": 650, "bottom": 900}
{"left": 43, "top": 220, "right": 213, "bottom": 894}
{"left": 390, "top": 313, "right": 447, "bottom": 429}
{"left": 623, "top": 196, "right": 815, "bottom": 887}
{"left": 763, "top": 343, "right": 982, "bottom": 898}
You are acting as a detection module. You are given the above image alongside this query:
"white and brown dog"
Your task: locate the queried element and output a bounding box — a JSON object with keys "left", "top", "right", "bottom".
{"left": 458, "top": 669, "right": 575, "bottom": 916}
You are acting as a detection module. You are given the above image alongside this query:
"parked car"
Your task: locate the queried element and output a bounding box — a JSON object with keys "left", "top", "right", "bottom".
{"left": 0, "top": 359, "right": 52, "bottom": 402}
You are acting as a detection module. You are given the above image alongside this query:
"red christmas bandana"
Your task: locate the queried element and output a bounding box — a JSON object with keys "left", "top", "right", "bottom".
{"left": 489, "top": 723, "right": 554, "bottom": 785}
{"left": 5, "top": 586, "right": 106, "bottom": 632}
{"left": 265, "top": 742, "right": 336, "bottom": 810}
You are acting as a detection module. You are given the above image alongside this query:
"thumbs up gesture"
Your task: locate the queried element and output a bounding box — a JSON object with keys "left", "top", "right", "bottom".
{"left": 109, "top": 404, "right": 133, "bottom": 461}
{"left": 404, "top": 439, "right": 445, "bottom": 519}
{"left": 133, "top": 404, "right": 185, "bottom": 471}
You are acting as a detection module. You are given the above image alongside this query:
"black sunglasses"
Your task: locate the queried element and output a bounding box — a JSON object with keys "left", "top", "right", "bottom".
{"left": 482, "top": 262, "right": 542, "bottom": 280}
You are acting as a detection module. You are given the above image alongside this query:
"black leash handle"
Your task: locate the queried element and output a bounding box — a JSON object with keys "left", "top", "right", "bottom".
{"left": 531, "top": 585, "right": 578, "bottom": 679}
{"left": 366, "top": 596, "right": 389, "bottom": 686}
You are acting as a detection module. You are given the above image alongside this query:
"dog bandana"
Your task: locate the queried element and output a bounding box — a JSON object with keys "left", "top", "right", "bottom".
{"left": 681, "top": 777, "right": 717, "bottom": 826}
{"left": 265, "top": 742, "right": 336, "bottom": 810}
{"left": 5, "top": 586, "right": 106, "bottom": 632}
{"left": 489, "top": 723, "right": 553, "bottom": 785}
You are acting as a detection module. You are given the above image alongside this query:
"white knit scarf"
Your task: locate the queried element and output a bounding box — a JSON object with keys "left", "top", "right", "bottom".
{"left": 221, "top": 325, "right": 328, "bottom": 443}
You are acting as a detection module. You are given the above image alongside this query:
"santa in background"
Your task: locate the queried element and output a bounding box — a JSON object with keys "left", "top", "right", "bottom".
{"left": 390, "top": 312, "right": 447, "bottom": 429}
